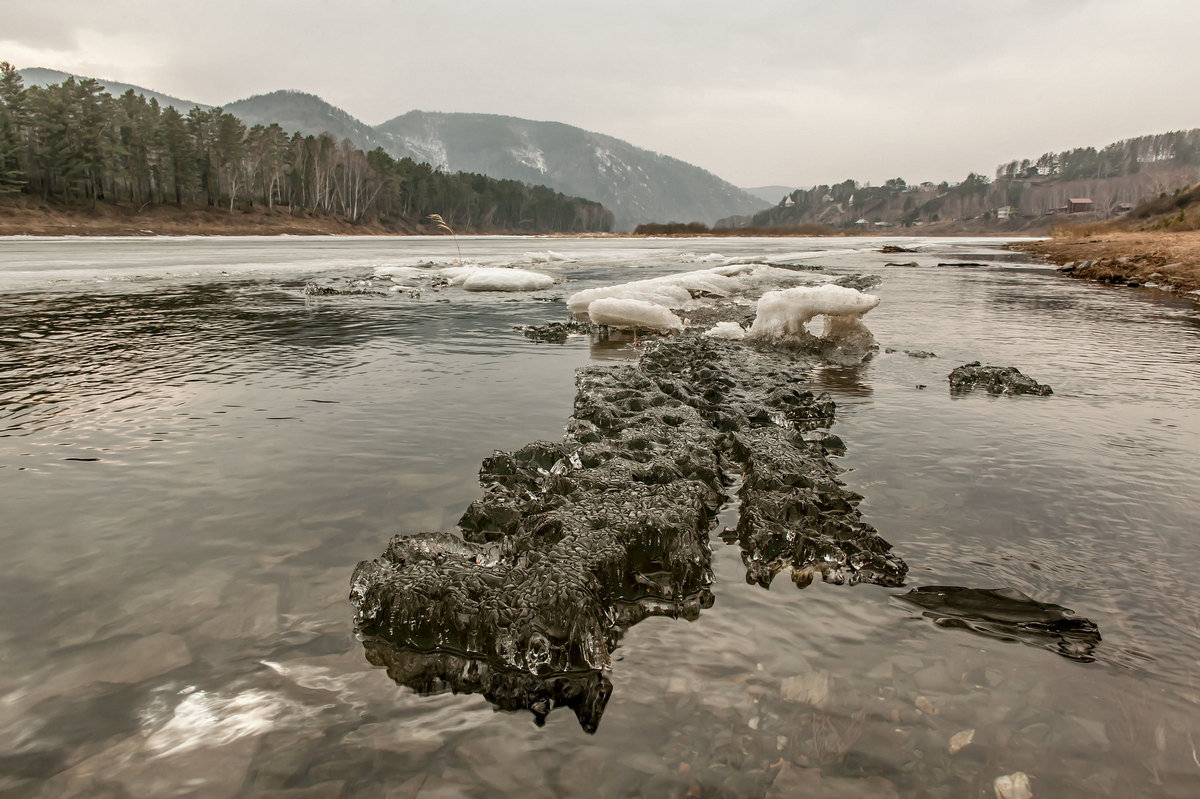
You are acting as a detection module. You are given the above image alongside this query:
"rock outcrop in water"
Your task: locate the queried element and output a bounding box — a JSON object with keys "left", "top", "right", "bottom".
{"left": 898, "top": 586, "right": 1101, "bottom": 662}
{"left": 350, "top": 336, "right": 907, "bottom": 729}
{"left": 948, "top": 362, "right": 1053, "bottom": 396}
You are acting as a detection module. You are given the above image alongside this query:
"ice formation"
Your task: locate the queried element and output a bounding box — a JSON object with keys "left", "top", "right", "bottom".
{"left": 703, "top": 321, "right": 747, "bottom": 340}
{"left": 566, "top": 263, "right": 811, "bottom": 314}
{"left": 461, "top": 268, "right": 556, "bottom": 292}
{"left": 748, "top": 284, "right": 879, "bottom": 339}
{"left": 586, "top": 297, "right": 684, "bottom": 333}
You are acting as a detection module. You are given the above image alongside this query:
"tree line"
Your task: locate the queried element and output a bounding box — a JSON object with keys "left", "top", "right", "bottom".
{"left": 750, "top": 129, "right": 1200, "bottom": 230}
{"left": 0, "top": 63, "right": 613, "bottom": 234}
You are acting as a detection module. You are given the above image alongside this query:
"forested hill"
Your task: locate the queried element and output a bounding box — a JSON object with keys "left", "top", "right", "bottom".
{"left": 750, "top": 130, "right": 1200, "bottom": 233}
{"left": 14, "top": 69, "right": 766, "bottom": 231}
{"left": 0, "top": 65, "right": 613, "bottom": 234}
{"left": 372, "top": 111, "right": 767, "bottom": 230}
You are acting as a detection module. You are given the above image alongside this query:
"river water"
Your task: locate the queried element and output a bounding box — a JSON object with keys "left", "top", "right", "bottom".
{"left": 0, "top": 235, "right": 1198, "bottom": 797}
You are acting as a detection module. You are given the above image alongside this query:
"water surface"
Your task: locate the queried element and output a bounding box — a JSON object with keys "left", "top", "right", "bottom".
{"left": 1, "top": 235, "right": 1198, "bottom": 797}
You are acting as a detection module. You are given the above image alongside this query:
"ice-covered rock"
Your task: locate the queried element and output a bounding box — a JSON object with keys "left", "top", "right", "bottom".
{"left": 703, "top": 321, "right": 746, "bottom": 340}
{"left": 746, "top": 284, "right": 880, "bottom": 366}
{"left": 748, "top": 284, "right": 879, "bottom": 339}
{"left": 461, "top": 268, "right": 556, "bottom": 292}
{"left": 586, "top": 298, "right": 683, "bottom": 333}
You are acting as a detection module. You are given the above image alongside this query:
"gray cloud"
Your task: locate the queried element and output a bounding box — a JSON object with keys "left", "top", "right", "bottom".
{"left": 5, "top": 0, "right": 1199, "bottom": 187}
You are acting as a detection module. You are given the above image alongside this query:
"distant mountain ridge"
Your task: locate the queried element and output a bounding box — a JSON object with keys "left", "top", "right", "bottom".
{"left": 18, "top": 69, "right": 766, "bottom": 230}
{"left": 18, "top": 68, "right": 207, "bottom": 114}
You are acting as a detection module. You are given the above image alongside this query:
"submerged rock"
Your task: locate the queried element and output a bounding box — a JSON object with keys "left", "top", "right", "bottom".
{"left": 948, "top": 362, "right": 1053, "bottom": 396}
{"left": 517, "top": 319, "right": 596, "bottom": 343}
{"left": 897, "top": 586, "right": 1101, "bottom": 661}
{"left": 302, "top": 283, "right": 385, "bottom": 297}
{"left": 350, "top": 336, "right": 906, "bottom": 729}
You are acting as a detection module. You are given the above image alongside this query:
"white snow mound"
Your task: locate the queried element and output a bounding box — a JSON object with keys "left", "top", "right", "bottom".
{"left": 461, "top": 268, "right": 557, "bottom": 292}
{"left": 703, "top": 322, "right": 747, "bottom": 340}
{"left": 749, "top": 284, "right": 880, "bottom": 339}
{"left": 587, "top": 298, "right": 683, "bottom": 333}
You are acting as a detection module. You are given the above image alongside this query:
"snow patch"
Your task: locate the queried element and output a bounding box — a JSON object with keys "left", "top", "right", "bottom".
{"left": 703, "top": 321, "right": 747, "bottom": 340}
{"left": 510, "top": 144, "right": 548, "bottom": 174}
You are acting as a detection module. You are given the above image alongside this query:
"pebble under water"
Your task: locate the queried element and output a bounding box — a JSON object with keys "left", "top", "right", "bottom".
{"left": 1, "top": 235, "right": 1199, "bottom": 797}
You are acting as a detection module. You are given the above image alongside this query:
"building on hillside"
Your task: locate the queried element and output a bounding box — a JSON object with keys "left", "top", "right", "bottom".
{"left": 1066, "top": 198, "right": 1095, "bottom": 214}
{"left": 783, "top": 195, "right": 795, "bottom": 207}
{"left": 1112, "top": 202, "right": 1135, "bottom": 215}
{"left": 996, "top": 205, "right": 1015, "bottom": 220}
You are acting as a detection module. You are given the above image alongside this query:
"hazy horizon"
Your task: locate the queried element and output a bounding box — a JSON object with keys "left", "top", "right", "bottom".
{"left": 5, "top": 0, "right": 1199, "bottom": 189}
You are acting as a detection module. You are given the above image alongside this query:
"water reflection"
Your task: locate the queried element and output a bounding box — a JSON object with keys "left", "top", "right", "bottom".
{"left": 897, "top": 585, "right": 1102, "bottom": 662}
{"left": 362, "top": 643, "right": 613, "bottom": 733}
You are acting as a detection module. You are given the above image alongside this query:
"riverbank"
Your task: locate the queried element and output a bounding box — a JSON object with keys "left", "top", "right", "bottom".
{"left": 0, "top": 198, "right": 424, "bottom": 236}
{"left": 1011, "top": 231, "right": 1200, "bottom": 296}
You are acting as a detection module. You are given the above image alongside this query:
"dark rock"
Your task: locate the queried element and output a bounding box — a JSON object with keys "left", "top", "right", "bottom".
{"left": 897, "top": 586, "right": 1101, "bottom": 662}
{"left": 904, "top": 350, "right": 936, "bottom": 359}
{"left": 880, "top": 245, "right": 917, "bottom": 254}
{"left": 886, "top": 261, "right": 919, "bottom": 267}
{"left": 517, "top": 319, "right": 596, "bottom": 343}
{"left": 350, "top": 336, "right": 906, "bottom": 730}
{"left": 936, "top": 262, "right": 986, "bottom": 268}
{"left": 302, "top": 283, "right": 386, "bottom": 297}
{"left": 833, "top": 274, "right": 883, "bottom": 292}
{"left": 947, "top": 362, "right": 1052, "bottom": 396}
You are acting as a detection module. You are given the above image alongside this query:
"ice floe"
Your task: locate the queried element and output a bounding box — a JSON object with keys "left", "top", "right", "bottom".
{"left": 461, "top": 268, "right": 557, "bottom": 292}
{"left": 586, "top": 297, "right": 684, "bottom": 333}
{"left": 566, "top": 263, "right": 813, "bottom": 314}
{"left": 748, "top": 284, "right": 879, "bottom": 339}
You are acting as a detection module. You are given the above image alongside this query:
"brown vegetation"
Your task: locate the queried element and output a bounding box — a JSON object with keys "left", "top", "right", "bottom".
{"left": 1011, "top": 183, "right": 1200, "bottom": 295}
{"left": 0, "top": 196, "right": 519, "bottom": 236}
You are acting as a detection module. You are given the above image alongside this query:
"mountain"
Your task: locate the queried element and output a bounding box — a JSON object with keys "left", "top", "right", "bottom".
{"left": 224, "top": 90, "right": 389, "bottom": 152}
{"left": 16, "top": 69, "right": 768, "bottom": 230}
{"left": 374, "top": 111, "right": 766, "bottom": 230}
{"left": 18, "top": 68, "right": 206, "bottom": 113}
{"left": 742, "top": 185, "right": 798, "bottom": 204}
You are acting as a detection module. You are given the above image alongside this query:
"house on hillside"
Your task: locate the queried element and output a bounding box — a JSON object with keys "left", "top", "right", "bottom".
{"left": 1112, "top": 202, "right": 1135, "bottom": 215}
{"left": 996, "top": 205, "right": 1015, "bottom": 220}
{"left": 1066, "top": 198, "right": 1095, "bottom": 214}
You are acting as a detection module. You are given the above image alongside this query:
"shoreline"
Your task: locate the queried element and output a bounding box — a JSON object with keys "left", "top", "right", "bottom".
{"left": 1, "top": 198, "right": 1051, "bottom": 239}
{"left": 1011, "top": 231, "right": 1200, "bottom": 296}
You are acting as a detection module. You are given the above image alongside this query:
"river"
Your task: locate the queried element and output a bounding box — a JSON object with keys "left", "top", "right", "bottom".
{"left": 1, "top": 235, "right": 1198, "bottom": 797}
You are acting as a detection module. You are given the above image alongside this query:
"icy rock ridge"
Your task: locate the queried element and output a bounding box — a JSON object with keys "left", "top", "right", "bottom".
{"left": 349, "top": 335, "right": 906, "bottom": 729}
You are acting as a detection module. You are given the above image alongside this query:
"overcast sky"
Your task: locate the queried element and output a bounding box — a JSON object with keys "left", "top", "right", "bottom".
{"left": 4, "top": 0, "right": 1199, "bottom": 188}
